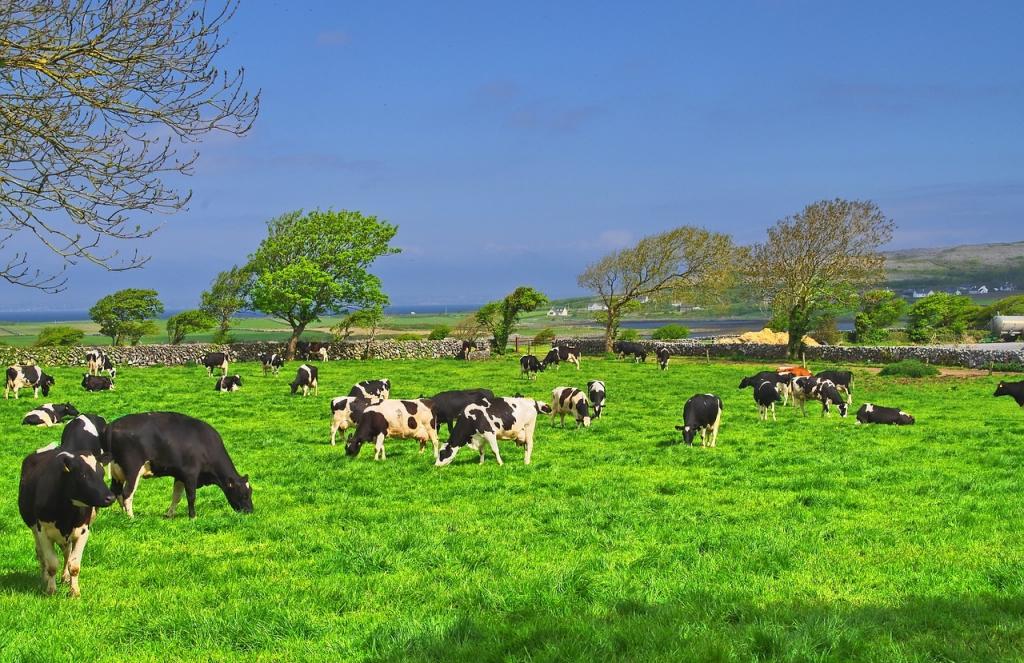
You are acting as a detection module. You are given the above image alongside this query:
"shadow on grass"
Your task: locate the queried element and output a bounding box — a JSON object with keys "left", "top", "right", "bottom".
{"left": 0, "top": 570, "right": 40, "bottom": 595}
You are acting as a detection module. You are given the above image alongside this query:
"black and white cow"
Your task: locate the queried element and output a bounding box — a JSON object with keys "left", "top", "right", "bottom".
{"left": 260, "top": 352, "right": 285, "bottom": 376}
{"left": 329, "top": 396, "right": 371, "bottom": 446}
{"left": 85, "top": 349, "right": 116, "bottom": 380}
{"left": 656, "top": 347, "right": 670, "bottom": 370}
{"left": 201, "top": 352, "right": 229, "bottom": 377}
{"left": 803, "top": 377, "right": 848, "bottom": 417}
{"left": 856, "top": 404, "right": 915, "bottom": 425}
{"left": 435, "top": 397, "right": 553, "bottom": 466}
{"left": 542, "top": 345, "right": 581, "bottom": 371}
{"left": 815, "top": 370, "right": 854, "bottom": 404}
{"left": 753, "top": 381, "right": 783, "bottom": 421}
{"left": 550, "top": 386, "right": 591, "bottom": 428}
{"left": 22, "top": 403, "right": 80, "bottom": 427}
{"left": 215, "top": 375, "right": 242, "bottom": 392}
{"left": 348, "top": 379, "right": 390, "bottom": 402}
{"left": 426, "top": 388, "right": 495, "bottom": 433}
{"left": 675, "top": 394, "right": 723, "bottom": 447}
{"left": 5, "top": 365, "right": 55, "bottom": 399}
{"left": 520, "top": 354, "right": 544, "bottom": 380}
{"left": 19, "top": 447, "right": 115, "bottom": 596}
{"left": 587, "top": 380, "right": 606, "bottom": 419}
{"left": 345, "top": 398, "right": 438, "bottom": 460}
{"left": 994, "top": 380, "right": 1024, "bottom": 407}
{"left": 739, "top": 371, "right": 794, "bottom": 406}
{"left": 81, "top": 375, "right": 114, "bottom": 392}
{"left": 459, "top": 340, "right": 478, "bottom": 360}
{"left": 105, "top": 412, "right": 253, "bottom": 519}
{"left": 296, "top": 341, "right": 329, "bottom": 361}
{"left": 290, "top": 364, "right": 319, "bottom": 396}
{"left": 61, "top": 414, "right": 108, "bottom": 459}
{"left": 613, "top": 340, "right": 647, "bottom": 363}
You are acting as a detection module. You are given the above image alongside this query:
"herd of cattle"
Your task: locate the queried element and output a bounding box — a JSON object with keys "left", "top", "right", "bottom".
{"left": 7, "top": 342, "right": 1024, "bottom": 598}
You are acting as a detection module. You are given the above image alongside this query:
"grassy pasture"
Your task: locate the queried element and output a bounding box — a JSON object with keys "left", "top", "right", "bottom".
{"left": 0, "top": 356, "right": 1022, "bottom": 662}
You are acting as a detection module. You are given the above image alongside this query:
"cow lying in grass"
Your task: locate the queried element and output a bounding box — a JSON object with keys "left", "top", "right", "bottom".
{"left": 855, "top": 404, "right": 914, "bottom": 425}
{"left": 22, "top": 403, "right": 79, "bottom": 427}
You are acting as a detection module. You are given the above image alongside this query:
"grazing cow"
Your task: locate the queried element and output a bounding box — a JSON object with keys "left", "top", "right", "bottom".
{"left": 296, "top": 341, "right": 327, "bottom": 361}
{"left": 19, "top": 448, "right": 115, "bottom": 596}
{"left": 317, "top": 346, "right": 329, "bottom": 362}
{"left": 550, "top": 386, "right": 591, "bottom": 428}
{"left": 587, "top": 380, "right": 606, "bottom": 419}
{"left": 542, "top": 345, "right": 581, "bottom": 370}
{"left": 105, "top": 412, "right": 253, "bottom": 519}
{"left": 815, "top": 370, "right": 854, "bottom": 404}
{"left": 345, "top": 398, "right": 438, "bottom": 460}
{"left": 348, "top": 379, "right": 390, "bottom": 403}
{"left": 656, "top": 347, "right": 670, "bottom": 370}
{"left": 753, "top": 381, "right": 783, "bottom": 421}
{"left": 520, "top": 354, "right": 544, "bottom": 380}
{"left": 61, "top": 414, "right": 108, "bottom": 459}
{"left": 803, "top": 377, "right": 848, "bottom": 417}
{"left": 856, "top": 404, "right": 915, "bottom": 425}
{"left": 435, "top": 397, "right": 553, "bottom": 466}
{"left": 613, "top": 340, "right": 647, "bottom": 363}
{"left": 739, "top": 371, "right": 794, "bottom": 406}
{"left": 81, "top": 375, "right": 114, "bottom": 392}
{"left": 260, "top": 352, "right": 285, "bottom": 376}
{"left": 215, "top": 375, "right": 242, "bottom": 392}
{"left": 425, "top": 388, "right": 496, "bottom": 433}
{"left": 5, "top": 365, "right": 55, "bottom": 399}
{"left": 994, "top": 380, "right": 1024, "bottom": 407}
{"left": 85, "top": 350, "right": 116, "bottom": 380}
{"left": 675, "top": 394, "right": 723, "bottom": 447}
{"left": 22, "top": 403, "right": 80, "bottom": 427}
{"left": 329, "top": 396, "right": 373, "bottom": 446}
{"left": 290, "top": 364, "right": 319, "bottom": 396}
{"left": 201, "top": 352, "right": 229, "bottom": 377}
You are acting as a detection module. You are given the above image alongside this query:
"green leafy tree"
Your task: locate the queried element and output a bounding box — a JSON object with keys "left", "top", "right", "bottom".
{"left": 427, "top": 325, "right": 451, "bottom": 340}
{"left": 475, "top": 287, "right": 548, "bottom": 353}
{"left": 907, "top": 293, "right": 979, "bottom": 343}
{"left": 166, "top": 309, "right": 215, "bottom": 344}
{"left": 245, "top": 209, "right": 398, "bottom": 358}
{"left": 855, "top": 290, "right": 907, "bottom": 343}
{"left": 651, "top": 324, "right": 690, "bottom": 340}
{"left": 89, "top": 289, "right": 164, "bottom": 346}
{"left": 973, "top": 295, "right": 1024, "bottom": 328}
{"left": 201, "top": 266, "right": 250, "bottom": 343}
{"left": 35, "top": 326, "right": 85, "bottom": 347}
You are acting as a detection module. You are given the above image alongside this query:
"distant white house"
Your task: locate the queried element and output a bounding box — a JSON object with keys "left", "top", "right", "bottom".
{"left": 547, "top": 307, "right": 569, "bottom": 317}
{"left": 911, "top": 290, "right": 935, "bottom": 299}
{"left": 975, "top": 285, "right": 989, "bottom": 295}
{"left": 587, "top": 302, "right": 608, "bottom": 312}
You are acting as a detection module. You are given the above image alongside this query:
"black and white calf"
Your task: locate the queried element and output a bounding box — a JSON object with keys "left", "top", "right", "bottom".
{"left": 5, "top": 365, "right": 55, "bottom": 399}
{"left": 542, "top": 345, "right": 581, "bottom": 370}
{"left": 855, "top": 404, "right": 915, "bottom": 425}
{"left": 215, "top": 375, "right": 242, "bottom": 392}
{"left": 85, "top": 350, "right": 116, "bottom": 380}
{"left": 814, "top": 370, "right": 854, "bottom": 404}
{"left": 201, "top": 352, "right": 229, "bottom": 377}
{"left": 344, "top": 398, "right": 438, "bottom": 460}
{"left": 435, "top": 397, "right": 552, "bottom": 466}
{"left": 550, "top": 386, "right": 591, "bottom": 428}
{"left": 19, "top": 447, "right": 115, "bottom": 596}
{"left": 260, "top": 352, "right": 285, "bottom": 376}
{"left": 290, "top": 365, "right": 319, "bottom": 396}
{"left": 994, "top": 380, "right": 1024, "bottom": 407}
{"left": 426, "top": 388, "right": 495, "bottom": 433}
{"left": 349, "top": 379, "right": 390, "bottom": 402}
{"left": 753, "top": 381, "right": 783, "bottom": 421}
{"left": 656, "top": 347, "right": 670, "bottom": 370}
{"left": 105, "top": 412, "right": 253, "bottom": 519}
{"left": 22, "top": 403, "right": 80, "bottom": 427}
{"left": 81, "top": 375, "right": 114, "bottom": 392}
{"left": 675, "top": 394, "right": 723, "bottom": 447}
{"left": 520, "top": 354, "right": 544, "bottom": 380}
{"left": 587, "top": 380, "right": 606, "bottom": 419}
{"left": 61, "top": 414, "right": 108, "bottom": 458}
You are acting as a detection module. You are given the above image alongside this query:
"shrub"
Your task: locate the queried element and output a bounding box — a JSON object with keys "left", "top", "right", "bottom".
{"left": 393, "top": 333, "right": 420, "bottom": 341}
{"left": 35, "top": 325, "right": 85, "bottom": 347}
{"left": 651, "top": 324, "right": 690, "bottom": 340}
{"left": 907, "top": 293, "right": 979, "bottom": 343}
{"left": 854, "top": 289, "right": 907, "bottom": 343}
{"left": 989, "top": 362, "right": 1024, "bottom": 373}
{"left": 532, "top": 328, "right": 555, "bottom": 345}
{"left": 616, "top": 328, "right": 640, "bottom": 342}
{"left": 878, "top": 359, "right": 940, "bottom": 378}
{"left": 427, "top": 325, "right": 451, "bottom": 340}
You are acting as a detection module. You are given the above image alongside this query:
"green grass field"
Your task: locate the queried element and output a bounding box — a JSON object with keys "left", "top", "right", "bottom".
{"left": 0, "top": 356, "right": 1022, "bottom": 662}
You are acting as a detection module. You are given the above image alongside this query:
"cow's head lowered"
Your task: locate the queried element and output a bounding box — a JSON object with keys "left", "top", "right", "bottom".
{"left": 223, "top": 475, "right": 253, "bottom": 513}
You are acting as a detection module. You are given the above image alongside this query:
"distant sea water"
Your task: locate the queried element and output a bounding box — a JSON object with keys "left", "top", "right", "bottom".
{"left": 0, "top": 304, "right": 481, "bottom": 323}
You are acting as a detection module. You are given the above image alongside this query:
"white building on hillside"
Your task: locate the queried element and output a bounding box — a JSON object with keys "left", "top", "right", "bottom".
{"left": 547, "top": 307, "right": 569, "bottom": 317}
{"left": 587, "top": 302, "right": 608, "bottom": 312}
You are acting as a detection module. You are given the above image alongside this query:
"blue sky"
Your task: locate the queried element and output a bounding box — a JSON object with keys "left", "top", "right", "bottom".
{"left": 4, "top": 1, "right": 1023, "bottom": 309}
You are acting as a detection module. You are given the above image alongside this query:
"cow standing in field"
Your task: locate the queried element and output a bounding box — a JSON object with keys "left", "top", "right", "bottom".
{"left": 856, "top": 404, "right": 915, "bottom": 425}
{"left": 5, "top": 365, "right": 55, "bottom": 399}
{"left": 435, "top": 397, "right": 553, "bottom": 466}
{"left": 520, "top": 354, "right": 544, "bottom": 380}
{"left": 85, "top": 350, "right": 116, "bottom": 380}
{"left": 19, "top": 447, "right": 115, "bottom": 596}
{"left": 803, "top": 377, "right": 848, "bottom": 417}
{"left": 329, "top": 380, "right": 392, "bottom": 445}
{"left": 675, "top": 394, "right": 723, "bottom": 447}
{"left": 290, "top": 365, "right": 319, "bottom": 396}
{"left": 426, "top": 388, "right": 495, "bottom": 433}
{"left": 753, "top": 381, "right": 783, "bottom": 421}
{"left": 739, "top": 371, "right": 794, "bottom": 406}
{"left": 550, "top": 386, "right": 591, "bottom": 428}
{"left": 22, "top": 403, "right": 80, "bottom": 427}
{"left": 994, "top": 380, "right": 1024, "bottom": 407}
{"left": 201, "top": 352, "right": 229, "bottom": 377}
{"left": 260, "top": 353, "right": 285, "bottom": 376}
{"left": 656, "top": 347, "right": 670, "bottom": 370}
{"left": 587, "top": 380, "right": 606, "bottom": 419}
{"left": 542, "top": 345, "right": 581, "bottom": 371}
{"left": 105, "top": 412, "right": 253, "bottom": 519}
{"left": 815, "top": 370, "right": 854, "bottom": 404}
{"left": 215, "top": 375, "right": 242, "bottom": 392}
{"left": 81, "top": 375, "right": 114, "bottom": 392}
{"left": 345, "top": 398, "right": 438, "bottom": 460}
{"left": 61, "top": 415, "right": 108, "bottom": 458}
{"left": 613, "top": 341, "right": 647, "bottom": 363}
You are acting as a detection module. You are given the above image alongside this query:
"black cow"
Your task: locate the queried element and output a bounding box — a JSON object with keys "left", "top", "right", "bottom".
{"left": 5, "top": 365, "right": 55, "bottom": 399}
{"left": 201, "top": 352, "right": 229, "bottom": 377}
{"left": 348, "top": 379, "right": 390, "bottom": 402}
{"left": 520, "top": 354, "right": 544, "bottom": 380}
{"left": 459, "top": 340, "right": 478, "bottom": 360}
{"left": 290, "top": 364, "right": 319, "bottom": 396}
{"left": 675, "top": 394, "right": 723, "bottom": 447}
{"left": 656, "top": 347, "right": 670, "bottom": 370}
{"left": 435, "top": 397, "right": 552, "bottom": 466}
{"left": 613, "top": 340, "right": 647, "bottom": 363}
{"left": 994, "top": 380, "right": 1024, "bottom": 407}
{"left": 215, "top": 375, "right": 243, "bottom": 392}
{"left": 81, "top": 375, "right": 114, "bottom": 392}
{"left": 61, "top": 414, "right": 108, "bottom": 459}
{"left": 19, "top": 448, "right": 115, "bottom": 596}
{"left": 815, "top": 370, "right": 854, "bottom": 404}
{"left": 23, "top": 403, "right": 79, "bottom": 427}
{"left": 550, "top": 386, "right": 591, "bottom": 428}
{"left": 425, "top": 388, "right": 495, "bottom": 433}
{"left": 542, "top": 345, "right": 581, "bottom": 370}
{"left": 587, "top": 380, "right": 606, "bottom": 419}
{"left": 105, "top": 412, "right": 253, "bottom": 519}
{"left": 856, "top": 404, "right": 915, "bottom": 425}
{"left": 753, "top": 381, "right": 782, "bottom": 421}
{"left": 260, "top": 352, "right": 285, "bottom": 376}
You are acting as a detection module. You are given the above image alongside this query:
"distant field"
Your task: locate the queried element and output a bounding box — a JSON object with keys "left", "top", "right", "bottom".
{"left": 0, "top": 357, "right": 1022, "bottom": 660}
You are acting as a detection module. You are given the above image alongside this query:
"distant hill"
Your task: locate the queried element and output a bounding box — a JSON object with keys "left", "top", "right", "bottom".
{"left": 884, "top": 240, "right": 1024, "bottom": 289}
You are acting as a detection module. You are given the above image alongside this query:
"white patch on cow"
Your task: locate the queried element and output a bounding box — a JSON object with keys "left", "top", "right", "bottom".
{"left": 80, "top": 454, "right": 98, "bottom": 471}
{"left": 864, "top": 404, "right": 874, "bottom": 413}
{"left": 78, "top": 416, "right": 99, "bottom": 438}
{"left": 35, "top": 442, "right": 58, "bottom": 453}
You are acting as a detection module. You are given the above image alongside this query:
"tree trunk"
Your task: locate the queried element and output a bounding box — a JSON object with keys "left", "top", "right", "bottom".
{"left": 286, "top": 323, "right": 306, "bottom": 360}
{"left": 787, "top": 306, "right": 810, "bottom": 359}
{"left": 604, "top": 314, "right": 616, "bottom": 353}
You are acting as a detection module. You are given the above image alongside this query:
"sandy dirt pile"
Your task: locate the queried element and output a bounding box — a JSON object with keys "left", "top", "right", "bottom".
{"left": 716, "top": 328, "right": 821, "bottom": 346}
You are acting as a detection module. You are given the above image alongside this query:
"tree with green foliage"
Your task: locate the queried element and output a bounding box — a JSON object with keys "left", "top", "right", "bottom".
{"left": 973, "top": 295, "right": 1024, "bottom": 328}
{"left": 745, "top": 199, "right": 894, "bottom": 358}
{"left": 475, "top": 287, "right": 548, "bottom": 353}
{"left": 244, "top": 209, "right": 398, "bottom": 358}
{"left": 35, "top": 326, "right": 85, "bottom": 347}
{"left": 201, "top": 266, "right": 250, "bottom": 343}
{"left": 854, "top": 290, "right": 907, "bottom": 343}
{"left": 89, "top": 289, "right": 163, "bottom": 346}
{"left": 578, "top": 226, "right": 735, "bottom": 352}
{"left": 427, "top": 326, "right": 450, "bottom": 340}
{"left": 652, "top": 324, "right": 690, "bottom": 340}
{"left": 166, "top": 309, "right": 215, "bottom": 344}
{"left": 907, "top": 293, "right": 979, "bottom": 343}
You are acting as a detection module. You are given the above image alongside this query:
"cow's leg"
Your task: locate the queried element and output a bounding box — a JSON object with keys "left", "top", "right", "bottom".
{"left": 374, "top": 433, "right": 386, "bottom": 461}
{"left": 183, "top": 477, "right": 198, "bottom": 519}
{"left": 771, "top": 403, "right": 776, "bottom": 422}
{"left": 121, "top": 464, "right": 148, "bottom": 519}
{"left": 34, "top": 529, "right": 59, "bottom": 595}
{"left": 65, "top": 526, "right": 89, "bottom": 597}
{"left": 429, "top": 427, "right": 440, "bottom": 460}
{"left": 313, "top": 380, "right": 319, "bottom": 396}
{"left": 165, "top": 481, "right": 185, "bottom": 518}
{"left": 709, "top": 411, "right": 721, "bottom": 447}
{"left": 330, "top": 413, "right": 341, "bottom": 446}
{"left": 484, "top": 433, "right": 502, "bottom": 465}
